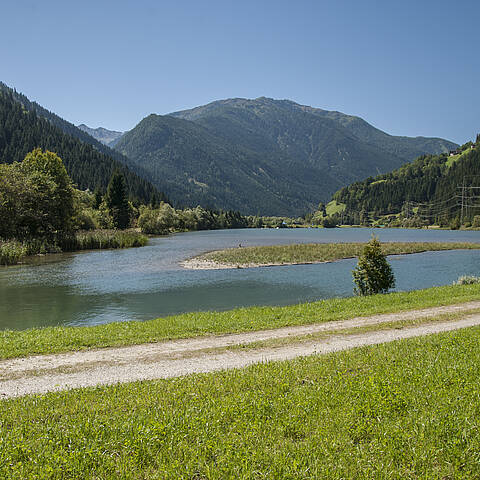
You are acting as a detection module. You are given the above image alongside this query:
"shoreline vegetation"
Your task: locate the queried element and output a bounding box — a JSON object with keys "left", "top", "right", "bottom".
{"left": 182, "top": 241, "right": 480, "bottom": 270}
{"left": 1, "top": 283, "right": 480, "bottom": 359}
{"left": 0, "top": 230, "right": 148, "bottom": 266}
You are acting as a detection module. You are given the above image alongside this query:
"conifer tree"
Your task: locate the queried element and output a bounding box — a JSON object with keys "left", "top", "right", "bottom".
{"left": 352, "top": 236, "right": 395, "bottom": 295}
{"left": 105, "top": 171, "right": 130, "bottom": 229}
{"left": 93, "top": 188, "right": 103, "bottom": 209}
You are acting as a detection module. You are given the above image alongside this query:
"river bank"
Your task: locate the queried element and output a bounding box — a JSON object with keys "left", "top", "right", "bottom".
{"left": 0, "top": 230, "right": 148, "bottom": 266}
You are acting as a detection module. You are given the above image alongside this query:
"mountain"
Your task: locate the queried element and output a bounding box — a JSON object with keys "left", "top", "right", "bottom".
{"left": 171, "top": 98, "right": 456, "bottom": 162}
{"left": 331, "top": 138, "right": 480, "bottom": 225}
{"left": 115, "top": 97, "right": 457, "bottom": 216}
{"left": 0, "top": 85, "right": 164, "bottom": 203}
{"left": 77, "top": 124, "right": 123, "bottom": 147}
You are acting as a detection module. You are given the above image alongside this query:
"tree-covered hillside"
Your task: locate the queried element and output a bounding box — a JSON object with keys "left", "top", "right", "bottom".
{"left": 331, "top": 138, "right": 480, "bottom": 226}
{"left": 0, "top": 89, "right": 164, "bottom": 203}
{"left": 117, "top": 97, "right": 456, "bottom": 215}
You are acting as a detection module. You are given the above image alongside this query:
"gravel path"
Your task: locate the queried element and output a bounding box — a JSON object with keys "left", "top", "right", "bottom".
{"left": 2, "top": 301, "right": 480, "bottom": 399}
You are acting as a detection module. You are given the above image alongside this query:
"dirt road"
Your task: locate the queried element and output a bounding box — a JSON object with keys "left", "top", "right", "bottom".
{"left": 2, "top": 301, "right": 480, "bottom": 399}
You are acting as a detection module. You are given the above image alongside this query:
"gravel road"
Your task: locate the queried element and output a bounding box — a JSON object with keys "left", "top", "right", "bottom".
{"left": 1, "top": 301, "right": 480, "bottom": 399}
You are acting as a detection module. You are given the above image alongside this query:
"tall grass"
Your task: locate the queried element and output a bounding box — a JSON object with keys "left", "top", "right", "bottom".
{"left": 62, "top": 230, "right": 148, "bottom": 251}
{"left": 0, "top": 241, "right": 27, "bottom": 266}
{"left": 0, "top": 230, "right": 148, "bottom": 266}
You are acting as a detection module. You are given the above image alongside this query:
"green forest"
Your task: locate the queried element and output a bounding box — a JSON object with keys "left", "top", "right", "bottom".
{"left": 327, "top": 137, "right": 480, "bottom": 228}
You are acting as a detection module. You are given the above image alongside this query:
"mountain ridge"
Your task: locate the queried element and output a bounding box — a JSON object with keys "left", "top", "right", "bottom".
{"left": 77, "top": 124, "right": 124, "bottom": 147}
{"left": 330, "top": 138, "right": 480, "bottom": 225}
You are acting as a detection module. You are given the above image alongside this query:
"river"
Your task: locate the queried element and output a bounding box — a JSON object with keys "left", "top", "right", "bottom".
{"left": 1, "top": 227, "right": 480, "bottom": 330}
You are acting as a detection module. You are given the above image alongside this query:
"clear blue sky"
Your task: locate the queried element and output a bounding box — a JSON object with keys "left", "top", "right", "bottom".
{"left": 1, "top": 0, "right": 478, "bottom": 143}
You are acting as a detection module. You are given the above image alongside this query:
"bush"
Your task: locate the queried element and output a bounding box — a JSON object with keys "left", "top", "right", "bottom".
{"left": 352, "top": 236, "right": 395, "bottom": 295}
{"left": 322, "top": 216, "right": 337, "bottom": 228}
{"left": 74, "top": 209, "right": 98, "bottom": 231}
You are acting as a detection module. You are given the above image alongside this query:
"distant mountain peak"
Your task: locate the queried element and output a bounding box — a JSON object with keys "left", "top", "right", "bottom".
{"left": 77, "top": 124, "right": 124, "bottom": 147}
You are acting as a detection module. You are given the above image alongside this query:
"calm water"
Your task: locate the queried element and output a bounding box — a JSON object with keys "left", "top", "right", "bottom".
{"left": 1, "top": 227, "right": 480, "bottom": 330}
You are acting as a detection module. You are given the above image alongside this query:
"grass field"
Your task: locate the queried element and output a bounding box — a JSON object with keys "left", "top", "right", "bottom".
{"left": 325, "top": 199, "right": 346, "bottom": 216}
{"left": 1, "top": 325, "right": 480, "bottom": 478}
{"left": 198, "top": 241, "right": 480, "bottom": 267}
{"left": 1, "top": 283, "right": 480, "bottom": 359}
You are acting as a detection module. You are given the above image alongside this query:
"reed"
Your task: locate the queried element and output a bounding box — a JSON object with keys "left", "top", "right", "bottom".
{"left": 0, "top": 241, "right": 27, "bottom": 266}
{"left": 65, "top": 230, "right": 148, "bottom": 251}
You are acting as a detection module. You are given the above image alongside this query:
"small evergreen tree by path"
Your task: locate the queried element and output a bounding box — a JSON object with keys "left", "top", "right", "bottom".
{"left": 352, "top": 236, "right": 395, "bottom": 295}
{"left": 106, "top": 171, "right": 130, "bottom": 229}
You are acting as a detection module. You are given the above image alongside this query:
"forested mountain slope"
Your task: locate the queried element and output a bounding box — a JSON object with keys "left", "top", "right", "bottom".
{"left": 0, "top": 82, "right": 156, "bottom": 186}
{"left": 332, "top": 139, "right": 480, "bottom": 224}
{"left": 0, "top": 89, "right": 163, "bottom": 202}
{"left": 115, "top": 113, "right": 332, "bottom": 214}
{"left": 116, "top": 97, "right": 457, "bottom": 215}
{"left": 173, "top": 98, "right": 457, "bottom": 162}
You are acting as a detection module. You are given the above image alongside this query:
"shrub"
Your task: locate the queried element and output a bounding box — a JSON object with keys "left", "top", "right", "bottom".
{"left": 322, "top": 216, "right": 337, "bottom": 228}
{"left": 352, "top": 236, "right": 395, "bottom": 295}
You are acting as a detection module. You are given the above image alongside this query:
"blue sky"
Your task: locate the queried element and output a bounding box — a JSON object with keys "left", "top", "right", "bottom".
{"left": 1, "top": 0, "right": 478, "bottom": 143}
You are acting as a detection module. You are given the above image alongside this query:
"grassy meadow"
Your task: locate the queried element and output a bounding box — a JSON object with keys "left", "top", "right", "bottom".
{"left": 1, "top": 325, "right": 480, "bottom": 478}
{"left": 199, "top": 241, "right": 480, "bottom": 267}
{"left": 1, "top": 283, "right": 480, "bottom": 359}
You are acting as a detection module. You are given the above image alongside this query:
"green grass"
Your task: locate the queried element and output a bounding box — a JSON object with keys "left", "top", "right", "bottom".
{"left": 1, "top": 283, "right": 480, "bottom": 359}
{"left": 370, "top": 178, "right": 387, "bottom": 185}
{"left": 325, "top": 199, "right": 346, "bottom": 216}
{"left": 2, "top": 325, "right": 480, "bottom": 478}
{"left": 199, "top": 241, "right": 480, "bottom": 266}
